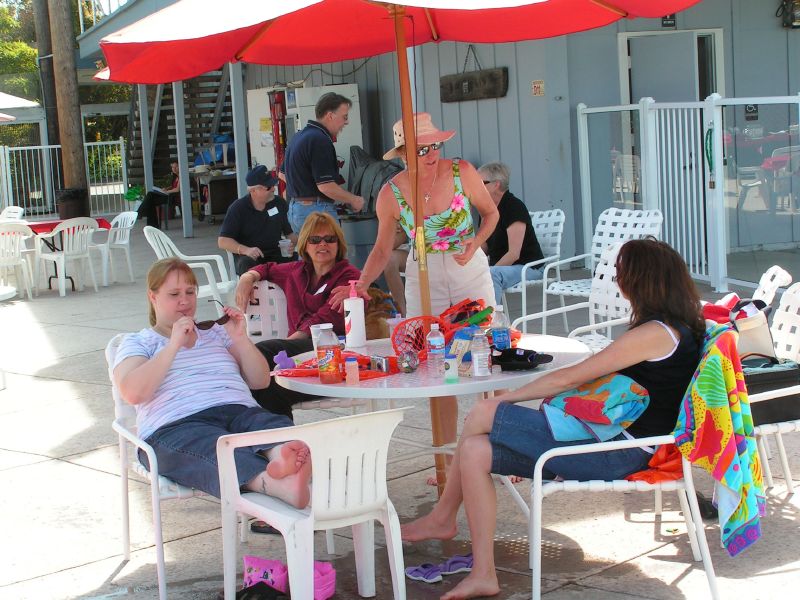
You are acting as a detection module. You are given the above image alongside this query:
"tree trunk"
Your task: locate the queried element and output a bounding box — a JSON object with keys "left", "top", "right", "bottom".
{"left": 48, "top": 0, "right": 86, "bottom": 190}
{"left": 33, "top": 0, "right": 59, "bottom": 146}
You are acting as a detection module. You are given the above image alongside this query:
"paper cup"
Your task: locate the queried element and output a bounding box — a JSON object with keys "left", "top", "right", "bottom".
{"left": 279, "top": 239, "right": 293, "bottom": 257}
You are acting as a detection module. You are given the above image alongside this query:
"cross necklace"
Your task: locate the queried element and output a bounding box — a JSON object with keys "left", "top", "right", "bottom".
{"left": 423, "top": 166, "right": 439, "bottom": 204}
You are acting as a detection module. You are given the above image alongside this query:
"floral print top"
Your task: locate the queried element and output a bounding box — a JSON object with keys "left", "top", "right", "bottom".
{"left": 390, "top": 159, "right": 475, "bottom": 253}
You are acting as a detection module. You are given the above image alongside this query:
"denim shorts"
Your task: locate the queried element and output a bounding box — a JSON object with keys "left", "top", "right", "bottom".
{"left": 288, "top": 200, "right": 339, "bottom": 234}
{"left": 489, "top": 402, "right": 651, "bottom": 480}
{"left": 141, "top": 404, "right": 294, "bottom": 498}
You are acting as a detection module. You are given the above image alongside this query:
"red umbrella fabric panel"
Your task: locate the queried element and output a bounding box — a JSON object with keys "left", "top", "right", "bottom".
{"left": 98, "top": 0, "right": 701, "bottom": 84}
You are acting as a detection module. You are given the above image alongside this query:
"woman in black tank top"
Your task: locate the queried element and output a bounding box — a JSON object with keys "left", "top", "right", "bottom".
{"left": 401, "top": 239, "right": 705, "bottom": 600}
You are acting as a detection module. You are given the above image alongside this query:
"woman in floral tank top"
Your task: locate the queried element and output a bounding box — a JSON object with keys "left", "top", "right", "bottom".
{"left": 329, "top": 113, "right": 499, "bottom": 459}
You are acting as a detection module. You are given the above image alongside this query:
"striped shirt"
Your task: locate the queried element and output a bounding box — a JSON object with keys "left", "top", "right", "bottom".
{"left": 114, "top": 326, "right": 258, "bottom": 440}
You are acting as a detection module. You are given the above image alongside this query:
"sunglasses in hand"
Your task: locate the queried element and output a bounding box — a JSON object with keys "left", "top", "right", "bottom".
{"left": 195, "top": 299, "right": 231, "bottom": 330}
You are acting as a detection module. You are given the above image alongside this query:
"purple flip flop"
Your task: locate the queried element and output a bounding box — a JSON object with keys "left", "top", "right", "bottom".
{"left": 438, "top": 553, "right": 473, "bottom": 575}
{"left": 404, "top": 563, "right": 443, "bottom": 583}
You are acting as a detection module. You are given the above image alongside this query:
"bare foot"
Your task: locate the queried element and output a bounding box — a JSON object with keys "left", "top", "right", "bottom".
{"left": 267, "top": 440, "right": 310, "bottom": 479}
{"left": 506, "top": 475, "right": 524, "bottom": 484}
{"left": 440, "top": 572, "right": 500, "bottom": 600}
{"left": 401, "top": 512, "right": 458, "bottom": 542}
{"left": 260, "top": 457, "right": 312, "bottom": 508}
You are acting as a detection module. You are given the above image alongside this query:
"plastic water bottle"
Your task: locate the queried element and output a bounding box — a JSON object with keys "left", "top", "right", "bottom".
{"left": 426, "top": 323, "right": 446, "bottom": 378}
{"left": 490, "top": 305, "right": 512, "bottom": 350}
{"left": 471, "top": 331, "right": 491, "bottom": 378}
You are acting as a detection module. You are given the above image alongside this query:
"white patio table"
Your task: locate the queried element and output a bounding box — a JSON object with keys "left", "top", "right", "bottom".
{"left": 275, "top": 334, "right": 591, "bottom": 490}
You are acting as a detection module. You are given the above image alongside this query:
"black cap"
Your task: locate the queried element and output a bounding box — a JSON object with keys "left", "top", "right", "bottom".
{"left": 245, "top": 165, "right": 278, "bottom": 188}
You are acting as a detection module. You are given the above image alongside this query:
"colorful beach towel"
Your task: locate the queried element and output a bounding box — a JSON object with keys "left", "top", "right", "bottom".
{"left": 673, "top": 324, "right": 766, "bottom": 557}
{"left": 542, "top": 372, "right": 650, "bottom": 442}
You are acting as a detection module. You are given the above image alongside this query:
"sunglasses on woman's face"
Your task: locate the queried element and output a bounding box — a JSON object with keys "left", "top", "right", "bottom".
{"left": 307, "top": 234, "right": 338, "bottom": 245}
{"left": 195, "top": 299, "right": 230, "bottom": 330}
{"left": 416, "top": 141, "right": 444, "bottom": 157}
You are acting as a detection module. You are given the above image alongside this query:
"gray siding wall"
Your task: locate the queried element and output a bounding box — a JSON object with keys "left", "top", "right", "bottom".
{"left": 245, "top": 0, "right": 800, "bottom": 257}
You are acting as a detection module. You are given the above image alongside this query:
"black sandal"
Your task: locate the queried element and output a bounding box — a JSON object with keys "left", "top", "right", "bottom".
{"left": 493, "top": 348, "right": 554, "bottom": 371}
{"left": 250, "top": 520, "right": 281, "bottom": 535}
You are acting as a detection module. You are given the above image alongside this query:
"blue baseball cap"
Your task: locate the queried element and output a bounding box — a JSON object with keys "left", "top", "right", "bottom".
{"left": 246, "top": 165, "right": 278, "bottom": 188}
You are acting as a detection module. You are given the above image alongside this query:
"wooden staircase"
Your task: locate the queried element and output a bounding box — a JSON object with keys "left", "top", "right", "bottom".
{"left": 126, "top": 66, "right": 233, "bottom": 185}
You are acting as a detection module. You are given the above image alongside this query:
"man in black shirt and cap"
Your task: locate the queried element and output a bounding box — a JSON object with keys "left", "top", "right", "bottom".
{"left": 218, "top": 165, "right": 296, "bottom": 276}
{"left": 479, "top": 162, "right": 544, "bottom": 304}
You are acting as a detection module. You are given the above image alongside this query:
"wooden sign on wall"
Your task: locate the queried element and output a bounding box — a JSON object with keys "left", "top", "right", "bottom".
{"left": 440, "top": 67, "right": 509, "bottom": 103}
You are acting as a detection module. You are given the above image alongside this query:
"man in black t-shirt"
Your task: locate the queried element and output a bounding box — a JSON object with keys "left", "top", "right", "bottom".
{"left": 280, "top": 92, "right": 365, "bottom": 233}
{"left": 218, "top": 165, "right": 297, "bottom": 275}
{"left": 478, "top": 162, "right": 544, "bottom": 304}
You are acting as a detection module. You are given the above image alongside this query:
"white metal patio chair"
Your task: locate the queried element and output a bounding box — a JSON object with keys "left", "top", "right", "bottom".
{"left": 501, "top": 209, "right": 565, "bottom": 327}
{"left": 528, "top": 331, "right": 725, "bottom": 600}
{"left": 752, "top": 265, "right": 792, "bottom": 307}
{"left": 89, "top": 211, "right": 137, "bottom": 286}
{"left": 749, "top": 282, "right": 800, "bottom": 493}
{"left": 0, "top": 205, "right": 24, "bottom": 220}
{"left": 0, "top": 222, "right": 34, "bottom": 300}
{"left": 34, "top": 217, "right": 98, "bottom": 297}
{"left": 540, "top": 207, "right": 662, "bottom": 334}
{"left": 143, "top": 226, "right": 235, "bottom": 315}
{"left": 217, "top": 408, "right": 408, "bottom": 600}
{"left": 106, "top": 334, "right": 247, "bottom": 600}
{"left": 245, "top": 280, "right": 289, "bottom": 341}
{"left": 514, "top": 244, "right": 630, "bottom": 353}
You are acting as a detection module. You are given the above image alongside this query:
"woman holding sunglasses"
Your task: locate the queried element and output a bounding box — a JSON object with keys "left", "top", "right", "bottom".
{"left": 235, "top": 211, "right": 361, "bottom": 416}
{"left": 112, "top": 258, "right": 311, "bottom": 506}
{"left": 329, "top": 113, "right": 499, "bottom": 464}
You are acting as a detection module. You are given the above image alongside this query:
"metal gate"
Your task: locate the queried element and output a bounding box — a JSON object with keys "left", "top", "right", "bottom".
{"left": 0, "top": 138, "right": 128, "bottom": 218}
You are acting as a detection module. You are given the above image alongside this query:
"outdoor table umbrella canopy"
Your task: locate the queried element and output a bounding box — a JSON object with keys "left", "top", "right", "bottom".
{"left": 98, "top": 0, "right": 700, "bottom": 316}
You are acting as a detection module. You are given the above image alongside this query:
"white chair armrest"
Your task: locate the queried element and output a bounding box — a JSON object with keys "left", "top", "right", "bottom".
{"left": 187, "top": 261, "right": 224, "bottom": 287}
{"left": 748, "top": 384, "right": 800, "bottom": 404}
{"left": 533, "top": 434, "right": 675, "bottom": 485}
{"left": 511, "top": 301, "right": 590, "bottom": 330}
{"left": 542, "top": 252, "right": 591, "bottom": 276}
{"left": 568, "top": 316, "right": 631, "bottom": 339}
{"left": 112, "top": 418, "right": 160, "bottom": 467}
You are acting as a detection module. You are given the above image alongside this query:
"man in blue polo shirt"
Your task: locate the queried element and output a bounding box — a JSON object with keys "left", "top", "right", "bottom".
{"left": 218, "top": 165, "right": 296, "bottom": 276}
{"left": 281, "top": 92, "right": 365, "bottom": 233}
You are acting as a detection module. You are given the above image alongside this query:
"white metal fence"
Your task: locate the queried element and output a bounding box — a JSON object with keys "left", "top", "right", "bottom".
{"left": 578, "top": 94, "right": 800, "bottom": 292}
{"left": 0, "top": 139, "right": 128, "bottom": 218}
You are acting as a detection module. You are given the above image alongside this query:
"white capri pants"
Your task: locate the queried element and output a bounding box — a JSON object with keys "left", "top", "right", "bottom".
{"left": 404, "top": 247, "right": 496, "bottom": 317}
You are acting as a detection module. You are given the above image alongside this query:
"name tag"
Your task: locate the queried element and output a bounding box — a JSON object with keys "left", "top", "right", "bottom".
{"left": 267, "top": 207, "right": 279, "bottom": 217}
{"left": 314, "top": 283, "right": 327, "bottom": 295}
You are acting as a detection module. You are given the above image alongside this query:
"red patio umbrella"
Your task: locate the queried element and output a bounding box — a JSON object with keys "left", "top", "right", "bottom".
{"left": 98, "top": 0, "right": 699, "bottom": 316}
{"left": 99, "top": 0, "right": 700, "bottom": 491}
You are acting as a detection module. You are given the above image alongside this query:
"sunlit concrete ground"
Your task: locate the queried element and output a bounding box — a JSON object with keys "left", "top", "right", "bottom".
{"left": 1, "top": 217, "right": 799, "bottom": 600}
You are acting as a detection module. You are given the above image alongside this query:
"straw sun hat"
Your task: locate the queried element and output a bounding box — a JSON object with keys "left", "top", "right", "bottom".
{"left": 383, "top": 113, "right": 455, "bottom": 160}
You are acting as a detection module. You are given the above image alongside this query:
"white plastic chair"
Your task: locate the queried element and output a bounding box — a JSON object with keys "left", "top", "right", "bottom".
{"left": 217, "top": 408, "right": 408, "bottom": 600}
{"left": 0, "top": 205, "right": 24, "bottom": 219}
{"left": 90, "top": 211, "right": 137, "bottom": 286}
{"left": 35, "top": 217, "right": 98, "bottom": 297}
{"left": 541, "top": 207, "right": 662, "bottom": 334}
{"left": 245, "top": 280, "right": 290, "bottom": 341}
{"left": 529, "top": 434, "right": 719, "bottom": 600}
{"left": 514, "top": 244, "right": 630, "bottom": 353}
{"left": 143, "top": 226, "right": 235, "bottom": 315}
{"left": 106, "top": 334, "right": 247, "bottom": 600}
{"left": 752, "top": 265, "right": 792, "bottom": 307}
{"left": 0, "top": 222, "right": 34, "bottom": 300}
{"left": 750, "top": 282, "right": 800, "bottom": 493}
{"left": 501, "top": 209, "right": 565, "bottom": 326}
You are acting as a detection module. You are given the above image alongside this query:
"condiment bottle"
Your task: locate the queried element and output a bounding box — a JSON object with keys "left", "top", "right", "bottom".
{"left": 345, "top": 356, "right": 360, "bottom": 385}
{"left": 317, "top": 323, "right": 343, "bottom": 384}
{"left": 344, "top": 280, "right": 367, "bottom": 350}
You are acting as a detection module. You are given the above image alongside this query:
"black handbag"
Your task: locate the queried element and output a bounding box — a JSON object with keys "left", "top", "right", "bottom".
{"left": 742, "top": 357, "right": 800, "bottom": 425}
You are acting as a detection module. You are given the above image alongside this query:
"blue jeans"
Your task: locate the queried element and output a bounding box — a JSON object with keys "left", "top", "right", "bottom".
{"left": 490, "top": 264, "right": 543, "bottom": 304}
{"left": 288, "top": 200, "right": 339, "bottom": 234}
{"left": 141, "top": 404, "right": 294, "bottom": 498}
{"left": 489, "top": 402, "right": 651, "bottom": 480}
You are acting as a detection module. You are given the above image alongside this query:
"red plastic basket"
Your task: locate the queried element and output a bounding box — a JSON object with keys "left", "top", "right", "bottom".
{"left": 390, "top": 315, "right": 445, "bottom": 361}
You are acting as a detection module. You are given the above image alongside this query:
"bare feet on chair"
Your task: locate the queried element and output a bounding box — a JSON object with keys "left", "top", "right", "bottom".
{"left": 440, "top": 571, "right": 500, "bottom": 600}
{"left": 259, "top": 454, "right": 311, "bottom": 509}
{"left": 267, "top": 440, "right": 310, "bottom": 479}
{"left": 401, "top": 511, "right": 458, "bottom": 542}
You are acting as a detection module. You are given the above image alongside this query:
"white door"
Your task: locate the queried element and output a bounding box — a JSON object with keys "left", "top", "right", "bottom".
{"left": 629, "top": 32, "right": 699, "bottom": 102}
